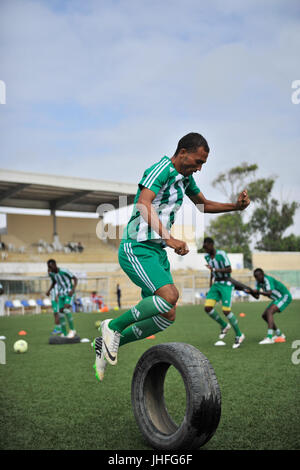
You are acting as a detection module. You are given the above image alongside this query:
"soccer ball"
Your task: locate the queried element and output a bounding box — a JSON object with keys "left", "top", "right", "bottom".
{"left": 13, "top": 340, "right": 28, "bottom": 353}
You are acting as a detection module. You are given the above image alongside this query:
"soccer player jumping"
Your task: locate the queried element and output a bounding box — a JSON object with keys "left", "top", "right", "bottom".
{"left": 93, "top": 133, "right": 250, "bottom": 381}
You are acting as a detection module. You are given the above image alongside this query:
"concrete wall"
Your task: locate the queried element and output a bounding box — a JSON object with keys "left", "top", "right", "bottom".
{"left": 0, "top": 262, "right": 120, "bottom": 275}
{"left": 252, "top": 252, "right": 300, "bottom": 271}
{"left": 166, "top": 244, "right": 244, "bottom": 271}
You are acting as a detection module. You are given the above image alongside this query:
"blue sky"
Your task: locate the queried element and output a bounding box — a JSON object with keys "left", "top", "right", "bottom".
{"left": 0, "top": 0, "right": 300, "bottom": 235}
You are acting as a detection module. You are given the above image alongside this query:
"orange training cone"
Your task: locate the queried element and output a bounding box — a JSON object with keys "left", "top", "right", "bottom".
{"left": 146, "top": 335, "right": 156, "bottom": 339}
{"left": 239, "top": 313, "right": 246, "bottom": 317}
{"left": 18, "top": 330, "right": 27, "bottom": 336}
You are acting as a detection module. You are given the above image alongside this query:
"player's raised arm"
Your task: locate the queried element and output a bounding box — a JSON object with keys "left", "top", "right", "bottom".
{"left": 188, "top": 189, "right": 250, "bottom": 213}
{"left": 137, "top": 187, "right": 189, "bottom": 256}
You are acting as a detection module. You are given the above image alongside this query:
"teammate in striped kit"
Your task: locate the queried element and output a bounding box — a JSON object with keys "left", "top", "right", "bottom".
{"left": 47, "top": 259, "right": 78, "bottom": 338}
{"left": 203, "top": 237, "right": 245, "bottom": 349}
{"left": 93, "top": 132, "right": 250, "bottom": 381}
{"left": 250, "top": 268, "right": 292, "bottom": 344}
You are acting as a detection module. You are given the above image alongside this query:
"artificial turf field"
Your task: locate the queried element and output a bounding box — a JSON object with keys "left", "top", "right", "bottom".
{"left": 0, "top": 300, "right": 299, "bottom": 450}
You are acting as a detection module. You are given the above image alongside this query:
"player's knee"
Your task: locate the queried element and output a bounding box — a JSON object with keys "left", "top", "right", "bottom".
{"left": 162, "top": 305, "right": 176, "bottom": 322}
{"left": 159, "top": 286, "right": 179, "bottom": 306}
{"left": 222, "top": 309, "right": 231, "bottom": 316}
{"left": 204, "top": 306, "right": 213, "bottom": 313}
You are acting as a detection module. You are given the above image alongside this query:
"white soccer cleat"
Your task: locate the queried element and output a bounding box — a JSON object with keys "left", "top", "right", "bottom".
{"left": 67, "top": 329, "right": 76, "bottom": 338}
{"left": 219, "top": 323, "right": 231, "bottom": 339}
{"left": 101, "top": 319, "right": 121, "bottom": 365}
{"left": 259, "top": 337, "right": 274, "bottom": 344}
{"left": 232, "top": 333, "right": 245, "bottom": 349}
{"left": 93, "top": 337, "right": 107, "bottom": 382}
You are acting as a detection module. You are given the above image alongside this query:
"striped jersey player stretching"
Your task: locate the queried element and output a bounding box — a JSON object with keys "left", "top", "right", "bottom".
{"left": 250, "top": 268, "right": 292, "bottom": 344}
{"left": 93, "top": 132, "right": 250, "bottom": 381}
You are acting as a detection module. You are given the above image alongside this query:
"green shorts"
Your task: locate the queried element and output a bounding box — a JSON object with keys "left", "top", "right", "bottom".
{"left": 269, "top": 293, "right": 292, "bottom": 312}
{"left": 58, "top": 295, "right": 74, "bottom": 310}
{"left": 205, "top": 282, "right": 234, "bottom": 311}
{"left": 51, "top": 300, "right": 59, "bottom": 314}
{"left": 119, "top": 239, "right": 174, "bottom": 298}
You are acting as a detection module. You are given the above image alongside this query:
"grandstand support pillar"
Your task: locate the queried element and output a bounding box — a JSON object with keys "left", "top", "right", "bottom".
{"left": 51, "top": 209, "right": 62, "bottom": 250}
{"left": 51, "top": 208, "right": 57, "bottom": 237}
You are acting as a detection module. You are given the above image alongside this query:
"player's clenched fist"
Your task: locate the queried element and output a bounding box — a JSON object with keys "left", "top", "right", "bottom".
{"left": 236, "top": 189, "right": 250, "bottom": 210}
{"left": 166, "top": 237, "right": 189, "bottom": 256}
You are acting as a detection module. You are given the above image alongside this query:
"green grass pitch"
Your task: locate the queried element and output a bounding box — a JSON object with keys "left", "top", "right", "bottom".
{"left": 0, "top": 300, "right": 300, "bottom": 450}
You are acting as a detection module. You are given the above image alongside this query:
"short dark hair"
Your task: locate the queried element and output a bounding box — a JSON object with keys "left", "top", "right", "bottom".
{"left": 174, "top": 132, "right": 210, "bottom": 155}
{"left": 203, "top": 237, "right": 214, "bottom": 245}
{"left": 47, "top": 259, "right": 56, "bottom": 265}
{"left": 254, "top": 268, "right": 264, "bottom": 275}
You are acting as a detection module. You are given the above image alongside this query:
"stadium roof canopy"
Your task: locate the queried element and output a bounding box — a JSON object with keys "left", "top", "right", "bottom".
{"left": 0, "top": 169, "right": 137, "bottom": 213}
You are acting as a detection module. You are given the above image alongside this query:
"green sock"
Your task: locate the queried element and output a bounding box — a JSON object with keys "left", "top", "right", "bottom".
{"left": 227, "top": 312, "right": 242, "bottom": 337}
{"left": 267, "top": 329, "right": 274, "bottom": 339}
{"left": 55, "top": 325, "right": 62, "bottom": 332}
{"left": 109, "top": 295, "right": 173, "bottom": 333}
{"left": 64, "top": 309, "right": 74, "bottom": 330}
{"left": 206, "top": 308, "right": 227, "bottom": 329}
{"left": 59, "top": 314, "right": 67, "bottom": 336}
{"left": 120, "top": 315, "right": 174, "bottom": 347}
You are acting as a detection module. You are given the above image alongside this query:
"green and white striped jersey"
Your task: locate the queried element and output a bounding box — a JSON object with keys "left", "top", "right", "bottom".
{"left": 123, "top": 156, "right": 201, "bottom": 242}
{"left": 256, "top": 274, "right": 290, "bottom": 300}
{"left": 205, "top": 250, "right": 232, "bottom": 284}
{"left": 49, "top": 268, "right": 75, "bottom": 296}
{"left": 50, "top": 283, "right": 59, "bottom": 302}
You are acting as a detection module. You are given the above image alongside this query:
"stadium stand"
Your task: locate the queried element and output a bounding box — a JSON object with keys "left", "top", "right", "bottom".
{"left": 1, "top": 170, "right": 299, "bottom": 314}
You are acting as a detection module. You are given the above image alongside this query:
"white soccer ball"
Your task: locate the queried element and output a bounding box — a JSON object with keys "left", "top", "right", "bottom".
{"left": 13, "top": 340, "right": 28, "bottom": 353}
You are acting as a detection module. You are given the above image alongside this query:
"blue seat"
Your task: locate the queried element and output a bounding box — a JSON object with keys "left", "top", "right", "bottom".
{"left": 5, "top": 300, "right": 13, "bottom": 308}
{"left": 36, "top": 299, "right": 44, "bottom": 306}
{"left": 21, "top": 300, "right": 30, "bottom": 307}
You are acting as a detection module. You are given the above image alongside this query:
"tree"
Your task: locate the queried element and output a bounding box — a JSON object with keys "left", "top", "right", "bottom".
{"left": 212, "top": 162, "right": 258, "bottom": 202}
{"left": 277, "top": 234, "right": 300, "bottom": 251}
{"left": 200, "top": 163, "right": 299, "bottom": 267}
{"left": 202, "top": 162, "right": 259, "bottom": 268}
{"left": 249, "top": 198, "right": 299, "bottom": 251}
{"left": 204, "top": 212, "right": 252, "bottom": 267}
